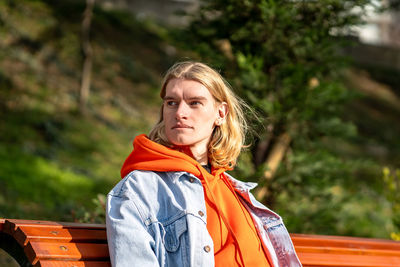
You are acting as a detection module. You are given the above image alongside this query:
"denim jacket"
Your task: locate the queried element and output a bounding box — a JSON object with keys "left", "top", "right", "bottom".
{"left": 106, "top": 170, "right": 302, "bottom": 267}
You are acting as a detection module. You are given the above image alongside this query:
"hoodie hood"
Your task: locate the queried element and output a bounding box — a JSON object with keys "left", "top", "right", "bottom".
{"left": 121, "top": 134, "right": 226, "bottom": 179}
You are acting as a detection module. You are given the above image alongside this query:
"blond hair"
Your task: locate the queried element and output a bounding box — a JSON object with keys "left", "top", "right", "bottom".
{"left": 149, "top": 61, "right": 249, "bottom": 169}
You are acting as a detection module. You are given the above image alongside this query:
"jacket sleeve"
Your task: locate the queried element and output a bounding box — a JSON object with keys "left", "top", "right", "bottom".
{"left": 106, "top": 187, "right": 160, "bottom": 267}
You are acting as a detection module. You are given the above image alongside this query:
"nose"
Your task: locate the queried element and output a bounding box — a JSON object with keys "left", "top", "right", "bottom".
{"left": 175, "top": 102, "right": 189, "bottom": 120}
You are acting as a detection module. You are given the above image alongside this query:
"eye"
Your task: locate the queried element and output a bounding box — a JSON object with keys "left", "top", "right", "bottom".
{"left": 166, "top": 100, "right": 178, "bottom": 106}
{"left": 190, "top": 101, "right": 202, "bottom": 106}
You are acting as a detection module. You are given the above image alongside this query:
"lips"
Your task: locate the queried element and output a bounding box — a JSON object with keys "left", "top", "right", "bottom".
{"left": 172, "top": 123, "right": 193, "bottom": 129}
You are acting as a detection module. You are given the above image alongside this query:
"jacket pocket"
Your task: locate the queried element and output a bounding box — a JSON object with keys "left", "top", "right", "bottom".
{"left": 163, "top": 215, "right": 188, "bottom": 252}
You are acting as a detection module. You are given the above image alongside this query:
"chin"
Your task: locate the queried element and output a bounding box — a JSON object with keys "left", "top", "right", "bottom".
{"left": 167, "top": 135, "right": 192, "bottom": 147}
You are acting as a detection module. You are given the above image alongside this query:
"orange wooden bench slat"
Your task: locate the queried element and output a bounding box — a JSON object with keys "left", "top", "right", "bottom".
{"left": 4, "top": 219, "right": 105, "bottom": 234}
{"left": 25, "top": 241, "right": 109, "bottom": 265}
{"left": 295, "top": 245, "right": 400, "bottom": 257}
{"left": 291, "top": 233, "right": 400, "bottom": 251}
{"left": 35, "top": 260, "right": 111, "bottom": 267}
{"left": 14, "top": 226, "right": 107, "bottom": 246}
{"left": 298, "top": 252, "right": 400, "bottom": 267}
{"left": 4, "top": 220, "right": 68, "bottom": 235}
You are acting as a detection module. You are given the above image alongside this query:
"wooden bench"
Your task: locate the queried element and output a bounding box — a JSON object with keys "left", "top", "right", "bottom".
{"left": 0, "top": 219, "right": 110, "bottom": 267}
{"left": 1, "top": 218, "right": 400, "bottom": 267}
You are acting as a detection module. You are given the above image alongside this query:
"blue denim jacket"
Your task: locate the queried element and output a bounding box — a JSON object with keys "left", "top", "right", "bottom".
{"left": 106, "top": 170, "right": 302, "bottom": 267}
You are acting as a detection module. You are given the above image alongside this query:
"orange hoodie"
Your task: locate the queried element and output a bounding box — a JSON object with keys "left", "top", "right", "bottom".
{"left": 121, "top": 134, "right": 270, "bottom": 267}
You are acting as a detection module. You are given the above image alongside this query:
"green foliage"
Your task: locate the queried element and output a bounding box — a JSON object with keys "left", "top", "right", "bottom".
{"left": 72, "top": 194, "right": 107, "bottom": 224}
{"left": 184, "top": 0, "right": 369, "bottom": 131}
{"left": 0, "top": 0, "right": 180, "bottom": 222}
{"left": 383, "top": 167, "right": 400, "bottom": 240}
{"left": 180, "top": 0, "right": 396, "bottom": 237}
{"left": 274, "top": 148, "right": 392, "bottom": 237}
{"left": 0, "top": 145, "right": 95, "bottom": 220}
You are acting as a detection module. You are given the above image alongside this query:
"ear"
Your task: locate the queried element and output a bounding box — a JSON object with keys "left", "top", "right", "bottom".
{"left": 215, "top": 102, "right": 228, "bottom": 126}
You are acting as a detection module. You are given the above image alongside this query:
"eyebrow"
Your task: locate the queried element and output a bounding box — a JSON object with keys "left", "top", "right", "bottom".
{"left": 163, "top": 96, "right": 208, "bottom": 101}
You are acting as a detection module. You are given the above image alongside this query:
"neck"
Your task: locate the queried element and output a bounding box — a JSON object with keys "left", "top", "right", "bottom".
{"left": 190, "top": 147, "right": 208, "bottom": 165}
{"left": 175, "top": 146, "right": 208, "bottom": 165}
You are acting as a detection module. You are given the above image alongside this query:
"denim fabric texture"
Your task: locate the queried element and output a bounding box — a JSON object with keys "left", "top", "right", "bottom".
{"left": 106, "top": 170, "right": 302, "bottom": 267}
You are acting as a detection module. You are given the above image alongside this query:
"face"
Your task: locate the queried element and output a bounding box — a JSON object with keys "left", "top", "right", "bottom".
{"left": 163, "top": 78, "right": 227, "bottom": 157}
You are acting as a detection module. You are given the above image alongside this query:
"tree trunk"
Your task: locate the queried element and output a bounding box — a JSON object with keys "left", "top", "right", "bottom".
{"left": 256, "top": 132, "right": 291, "bottom": 201}
{"left": 79, "top": 0, "right": 95, "bottom": 114}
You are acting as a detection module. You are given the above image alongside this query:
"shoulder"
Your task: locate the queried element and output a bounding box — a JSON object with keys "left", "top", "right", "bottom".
{"left": 108, "top": 170, "right": 188, "bottom": 198}
{"left": 107, "top": 170, "right": 198, "bottom": 222}
{"left": 108, "top": 170, "right": 160, "bottom": 196}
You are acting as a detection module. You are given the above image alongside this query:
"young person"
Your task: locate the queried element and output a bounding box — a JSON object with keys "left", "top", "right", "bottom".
{"left": 106, "top": 61, "right": 301, "bottom": 267}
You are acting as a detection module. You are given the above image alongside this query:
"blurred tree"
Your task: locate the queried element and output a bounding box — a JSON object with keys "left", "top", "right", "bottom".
{"left": 179, "top": 0, "right": 389, "bottom": 236}
{"left": 80, "top": 0, "right": 95, "bottom": 114}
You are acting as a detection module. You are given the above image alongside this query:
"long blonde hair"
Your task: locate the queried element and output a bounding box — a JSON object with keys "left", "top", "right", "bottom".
{"left": 149, "top": 61, "right": 249, "bottom": 169}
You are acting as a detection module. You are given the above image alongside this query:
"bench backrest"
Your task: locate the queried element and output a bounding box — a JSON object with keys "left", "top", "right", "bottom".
{"left": 1, "top": 218, "right": 400, "bottom": 266}
{"left": 0, "top": 219, "right": 109, "bottom": 267}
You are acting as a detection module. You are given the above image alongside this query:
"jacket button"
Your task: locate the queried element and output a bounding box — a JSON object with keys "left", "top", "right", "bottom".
{"left": 189, "top": 177, "right": 195, "bottom": 183}
{"left": 203, "top": 245, "right": 211, "bottom": 253}
{"left": 198, "top": 210, "right": 204, "bottom": 217}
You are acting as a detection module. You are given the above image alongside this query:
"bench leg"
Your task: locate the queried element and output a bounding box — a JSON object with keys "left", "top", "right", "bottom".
{"left": 0, "top": 232, "right": 32, "bottom": 267}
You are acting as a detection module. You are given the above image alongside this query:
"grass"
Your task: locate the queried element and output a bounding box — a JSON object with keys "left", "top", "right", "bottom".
{"left": 0, "top": 0, "right": 180, "bottom": 221}
{"left": 0, "top": 144, "right": 95, "bottom": 220}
